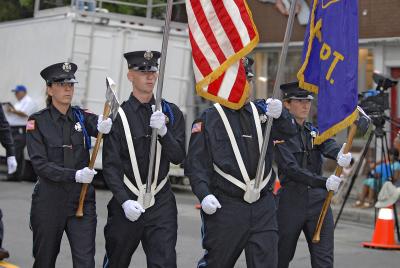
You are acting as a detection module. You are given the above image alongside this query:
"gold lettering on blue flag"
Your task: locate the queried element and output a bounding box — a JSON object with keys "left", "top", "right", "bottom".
{"left": 297, "top": 0, "right": 359, "bottom": 144}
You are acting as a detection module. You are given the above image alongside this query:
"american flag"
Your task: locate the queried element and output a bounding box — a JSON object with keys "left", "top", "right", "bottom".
{"left": 186, "top": 0, "right": 259, "bottom": 110}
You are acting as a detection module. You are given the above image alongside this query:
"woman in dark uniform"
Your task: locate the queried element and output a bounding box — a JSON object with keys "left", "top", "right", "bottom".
{"left": 0, "top": 104, "right": 16, "bottom": 260}
{"left": 26, "top": 62, "right": 112, "bottom": 268}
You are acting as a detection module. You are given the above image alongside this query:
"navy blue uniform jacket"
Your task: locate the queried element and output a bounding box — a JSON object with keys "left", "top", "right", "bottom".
{"left": 185, "top": 101, "right": 297, "bottom": 201}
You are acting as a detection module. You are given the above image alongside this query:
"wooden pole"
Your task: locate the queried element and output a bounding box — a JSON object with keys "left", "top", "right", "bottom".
{"left": 76, "top": 103, "right": 111, "bottom": 217}
{"left": 312, "top": 123, "right": 358, "bottom": 243}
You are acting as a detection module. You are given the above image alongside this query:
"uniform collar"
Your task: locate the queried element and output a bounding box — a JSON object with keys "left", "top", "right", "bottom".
{"left": 50, "top": 104, "right": 74, "bottom": 122}
{"left": 295, "top": 121, "right": 308, "bottom": 134}
{"left": 243, "top": 102, "right": 253, "bottom": 114}
{"left": 128, "top": 94, "right": 156, "bottom": 111}
{"left": 224, "top": 102, "right": 253, "bottom": 114}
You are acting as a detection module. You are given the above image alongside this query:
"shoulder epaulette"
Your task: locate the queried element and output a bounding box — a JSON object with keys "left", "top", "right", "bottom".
{"left": 31, "top": 107, "right": 49, "bottom": 117}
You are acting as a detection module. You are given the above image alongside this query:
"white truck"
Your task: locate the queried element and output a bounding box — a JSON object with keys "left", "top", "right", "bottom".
{"left": 0, "top": 1, "right": 196, "bottom": 185}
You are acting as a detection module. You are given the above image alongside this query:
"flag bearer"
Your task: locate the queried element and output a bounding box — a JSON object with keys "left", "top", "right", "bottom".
{"left": 185, "top": 57, "right": 297, "bottom": 268}
{"left": 27, "top": 62, "right": 112, "bottom": 268}
{"left": 102, "top": 50, "right": 185, "bottom": 268}
{"left": 275, "top": 82, "right": 352, "bottom": 268}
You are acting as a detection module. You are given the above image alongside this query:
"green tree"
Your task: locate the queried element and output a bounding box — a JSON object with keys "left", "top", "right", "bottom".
{"left": 0, "top": 0, "right": 34, "bottom": 22}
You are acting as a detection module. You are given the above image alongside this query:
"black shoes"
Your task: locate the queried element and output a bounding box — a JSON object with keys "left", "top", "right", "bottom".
{"left": 0, "top": 247, "right": 10, "bottom": 260}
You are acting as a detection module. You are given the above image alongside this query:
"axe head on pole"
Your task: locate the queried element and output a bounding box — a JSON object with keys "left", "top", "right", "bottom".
{"left": 106, "top": 77, "right": 120, "bottom": 121}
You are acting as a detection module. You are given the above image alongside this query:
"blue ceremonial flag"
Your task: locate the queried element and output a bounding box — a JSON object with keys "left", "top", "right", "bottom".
{"left": 297, "top": 0, "right": 359, "bottom": 144}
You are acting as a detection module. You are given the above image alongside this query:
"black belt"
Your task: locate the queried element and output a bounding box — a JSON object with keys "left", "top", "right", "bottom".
{"left": 214, "top": 185, "right": 273, "bottom": 202}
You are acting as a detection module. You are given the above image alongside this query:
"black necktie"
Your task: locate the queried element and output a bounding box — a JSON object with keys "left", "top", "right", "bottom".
{"left": 300, "top": 126, "right": 308, "bottom": 168}
{"left": 62, "top": 116, "right": 74, "bottom": 169}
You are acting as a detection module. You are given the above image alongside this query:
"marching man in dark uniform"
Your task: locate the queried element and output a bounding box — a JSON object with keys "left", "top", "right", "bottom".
{"left": 274, "top": 82, "right": 352, "bottom": 268}
{"left": 185, "top": 57, "right": 297, "bottom": 268}
{"left": 26, "top": 62, "right": 112, "bottom": 268}
{"left": 0, "top": 105, "right": 17, "bottom": 260}
{"left": 102, "top": 50, "right": 185, "bottom": 268}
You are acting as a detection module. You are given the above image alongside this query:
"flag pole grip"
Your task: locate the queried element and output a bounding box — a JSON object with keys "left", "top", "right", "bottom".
{"left": 76, "top": 102, "right": 111, "bottom": 217}
{"left": 312, "top": 123, "right": 357, "bottom": 243}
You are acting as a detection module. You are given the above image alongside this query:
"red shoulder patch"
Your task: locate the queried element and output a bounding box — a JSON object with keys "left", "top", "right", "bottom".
{"left": 191, "top": 122, "right": 203, "bottom": 134}
{"left": 26, "top": 120, "right": 35, "bottom": 131}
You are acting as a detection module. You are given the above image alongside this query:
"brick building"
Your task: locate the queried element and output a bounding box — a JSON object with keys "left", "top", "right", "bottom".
{"left": 248, "top": 0, "right": 400, "bottom": 141}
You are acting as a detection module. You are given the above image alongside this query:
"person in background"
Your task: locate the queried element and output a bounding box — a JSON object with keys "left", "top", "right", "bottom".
{"left": 0, "top": 105, "right": 17, "bottom": 260}
{"left": 354, "top": 149, "right": 400, "bottom": 208}
{"left": 75, "top": 0, "right": 96, "bottom": 12}
{"left": 5, "top": 85, "right": 37, "bottom": 181}
{"left": 394, "top": 131, "right": 400, "bottom": 153}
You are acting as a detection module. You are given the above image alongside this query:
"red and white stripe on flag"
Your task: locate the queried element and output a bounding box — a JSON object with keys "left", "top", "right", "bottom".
{"left": 186, "top": 0, "right": 259, "bottom": 110}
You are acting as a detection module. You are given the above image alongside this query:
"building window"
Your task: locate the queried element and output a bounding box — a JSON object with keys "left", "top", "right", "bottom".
{"left": 252, "top": 49, "right": 303, "bottom": 99}
{"left": 359, "top": 48, "right": 375, "bottom": 92}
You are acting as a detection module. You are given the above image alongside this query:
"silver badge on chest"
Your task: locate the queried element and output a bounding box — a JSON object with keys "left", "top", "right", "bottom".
{"left": 310, "top": 130, "right": 317, "bottom": 149}
{"left": 74, "top": 122, "right": 82, "bottom": 132}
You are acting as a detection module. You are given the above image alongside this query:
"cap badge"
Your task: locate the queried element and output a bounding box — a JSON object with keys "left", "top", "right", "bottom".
{"left": 62, "top": 62, "right": 72, "bottom": 73}
{"left": 144, "top": 50, "right": 153, "bottom": 60}
{"left": 74, "top": 122, "right": 82, "bottom": 132}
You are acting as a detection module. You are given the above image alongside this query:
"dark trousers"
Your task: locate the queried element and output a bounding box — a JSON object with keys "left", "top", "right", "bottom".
{"left": 30, "top": 202, "right": 96, "bottom": 268}
{"left": 0, "top": 209, "right": 3, "bottom": 248}
{"left": 277, "top": 186, "right": 334, "bottom": 268}
{"left": 198, "top": 191, "right": 278, "bottom": 268}
{"left": 103, "top": 190, "right": 178, "bottom": 268}
{"left": 8, "top": 127, "right": 26, "bottom": 180}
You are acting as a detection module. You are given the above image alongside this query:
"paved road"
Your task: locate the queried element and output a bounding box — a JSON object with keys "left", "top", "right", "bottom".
{"left": 0, "top": 180, "right": 399, "bottom": 267}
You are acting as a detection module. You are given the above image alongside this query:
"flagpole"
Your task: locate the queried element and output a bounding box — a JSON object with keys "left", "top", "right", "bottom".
{"left": 254, "top": 0, "right": 298, "bottom": 189}
{"left": 144, "top": 0, "right": 174, "bottom": 208}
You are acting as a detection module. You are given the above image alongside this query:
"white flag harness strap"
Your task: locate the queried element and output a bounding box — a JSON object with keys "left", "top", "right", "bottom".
{"left": 213, "top": 164, "right": 272, "bottom": 191}
{"left": 213, "top": 102, "right": 270, "bottom": 191}
{"left": 118, "top": 108, "right": 167, "bottom": 198}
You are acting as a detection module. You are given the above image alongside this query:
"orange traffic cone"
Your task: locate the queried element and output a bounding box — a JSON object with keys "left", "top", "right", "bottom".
{"left": 273, "top": 178, "right": 281, "bottom": 195}
{"left": 362, "top": 206, "right": 400, "bottom": 250}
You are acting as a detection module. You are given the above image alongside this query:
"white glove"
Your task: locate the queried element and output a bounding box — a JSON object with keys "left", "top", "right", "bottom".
{"left": 265, "top": 98, "right": 282, "bottom": 119}
{"left": 326, "top": 174, "right": 342, "bottom": 192}
{"left": 7, "top": 156, "right": 17, "bottom": 174}
{"left": 75, "top": 167, "right": 97, "bottom": 184}
{"left": 150, "top": 110, "right": 167, "bottom": 137}
{"left": 97, "top": 115, "right": 113, "bottom": 134}
{"left": 122, "top": 200, "right": 145, "bottom": 222}
{"left": 337, "top": 143, "right": 352, "bottom": 167}
{"left": 201, "top": 194, "right": 222, "bottom": 215}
